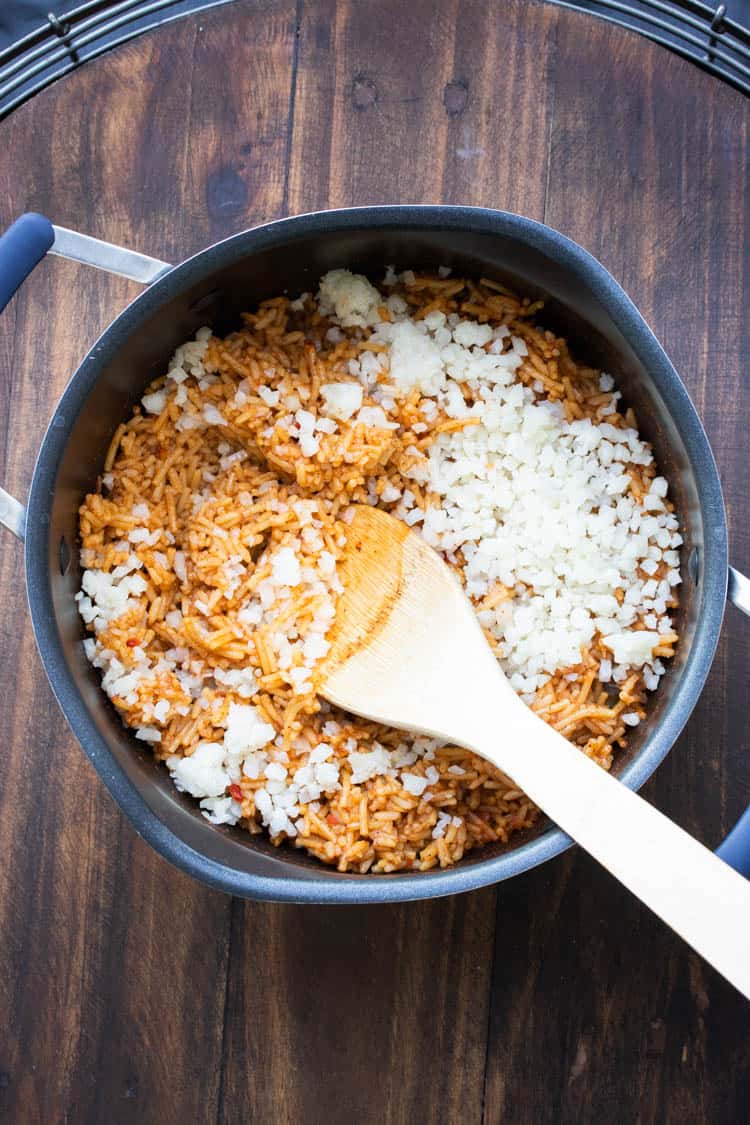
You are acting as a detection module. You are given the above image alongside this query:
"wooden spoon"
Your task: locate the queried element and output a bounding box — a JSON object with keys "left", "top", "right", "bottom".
{"left": 319, "top": 505, "right": 750, "bottom": 999}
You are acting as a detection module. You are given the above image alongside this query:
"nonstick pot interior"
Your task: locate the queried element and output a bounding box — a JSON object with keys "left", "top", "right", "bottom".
{"left": 25, "top": 208, "right": 727, "bottom": 902}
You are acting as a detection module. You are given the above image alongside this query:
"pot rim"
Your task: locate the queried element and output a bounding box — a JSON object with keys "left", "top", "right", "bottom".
{"left": 24, "top": 205, "right": 729, "bottom": 903}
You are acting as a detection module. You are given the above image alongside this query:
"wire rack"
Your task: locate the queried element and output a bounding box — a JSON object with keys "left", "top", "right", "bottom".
{"left": 0, "top": 0, "right": 748, "bottom": 119}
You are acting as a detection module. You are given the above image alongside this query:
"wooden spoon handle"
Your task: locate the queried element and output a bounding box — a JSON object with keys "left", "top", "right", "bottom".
{"left": 471, "top": 703, "right": 750, "bottom": 999}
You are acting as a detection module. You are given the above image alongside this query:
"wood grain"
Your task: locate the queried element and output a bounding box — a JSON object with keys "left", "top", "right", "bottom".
{"left": 0, "top": 1, "right": 748, "bottom": 1123}
{"left": 218, "top": 894, "right": 495, "bottom": 1125}
{"left": 483, "top": 14, "right": 750, "bottom": 1125}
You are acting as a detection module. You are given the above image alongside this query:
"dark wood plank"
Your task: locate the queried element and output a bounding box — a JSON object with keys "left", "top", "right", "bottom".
{"left": 0, "top": 2, "right": 748, "bottom": 1124}
{"left": 288, "top": 0, "right": 556, "bottom": 217}
{"left": 288, "top": 0, "right": 460, "bottom": 210}
{"left": 219, "top": 894, "right": 496, "bottom": 1125}
{"left": 225, "top": 6, "right": 508, "bottom": 1122}
{"left": 438, "top": 0, "right": 558, "bottom": 215}
{"left": 0, "top": 4, "right": 297, "bottom": 1123}
{"left": 483, "top": 13, "right": 750, "bottom": 1125}
{"left": 482, "top": 849, "right": 750, "bottom": 1125}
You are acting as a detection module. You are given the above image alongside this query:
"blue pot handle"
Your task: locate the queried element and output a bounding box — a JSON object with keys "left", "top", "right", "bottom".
{"left": 717, "top": 807, "right": 750, "bottom": 877}
{"left": 0, "top": 213, "right": 55, "bottom": 314}
{"left": 722, "top": 576, "right": 750, "bottom": 876}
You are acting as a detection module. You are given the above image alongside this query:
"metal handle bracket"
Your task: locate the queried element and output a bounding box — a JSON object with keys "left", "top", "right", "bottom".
{"left": 0, "top": 487, "right": 26, "bottom": 540}
{"left": 727, "top": 566, "right": 750, "bottom": 617}
{"left": 49, "top": 226, "right": 172, "bottom": 285}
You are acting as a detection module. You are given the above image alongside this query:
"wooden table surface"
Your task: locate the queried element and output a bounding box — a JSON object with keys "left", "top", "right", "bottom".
{"left": 1, "top": 1, "right": 749, "bottom": 1121}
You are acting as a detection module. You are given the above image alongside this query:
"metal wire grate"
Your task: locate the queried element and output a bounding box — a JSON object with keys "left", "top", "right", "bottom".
{"left": 566, "top": 0, "right": 749, "bottom": 90}
{"left": 0, "top": 1, "right": 233, "bottom": 117}
{"left": 0, "top": 0, "right": 748, "bottom": 119}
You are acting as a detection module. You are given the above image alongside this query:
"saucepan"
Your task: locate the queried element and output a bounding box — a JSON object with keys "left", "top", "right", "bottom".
{"left": 1, "top": 205, "right": 748, "bottom": 902}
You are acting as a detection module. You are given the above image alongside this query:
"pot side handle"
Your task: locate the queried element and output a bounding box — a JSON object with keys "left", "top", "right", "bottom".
{"left": 0, "top": 212, "right": 172, "bottom": 541}
{"left": 0, "top": 212, "right": 171, "bottom": 314}
{"left": 0, "top": 214, "right": 56, "bottom": 540}
{"left": 715, "top": 567, "right": 750, "bottom": 876}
